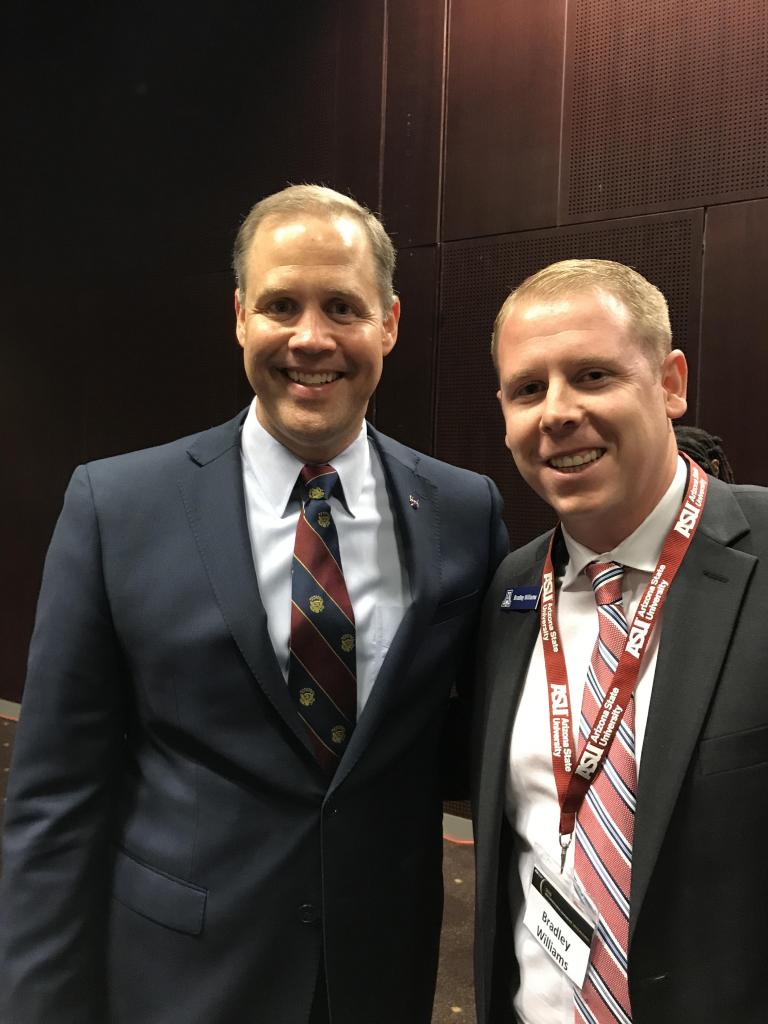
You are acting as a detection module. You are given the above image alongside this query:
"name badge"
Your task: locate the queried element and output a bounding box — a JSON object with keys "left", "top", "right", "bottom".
{"left": 523, "top": 863, "right": 596, "bottom": 989}
{"left": 501, "top": 586, "right": 540, "bottom": 611}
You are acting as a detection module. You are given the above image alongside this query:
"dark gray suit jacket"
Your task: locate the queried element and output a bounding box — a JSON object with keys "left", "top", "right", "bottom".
{"left": 0, "top": 409, "right": 507, "bottom": 1024}
{"left": 472, "top": 477, "right": 768, "bottom": 1024}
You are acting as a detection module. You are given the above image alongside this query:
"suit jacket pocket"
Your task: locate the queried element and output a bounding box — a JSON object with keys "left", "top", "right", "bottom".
{"left": 699, "top": 722, "right": 768, "bottom": 776}
{"left": 111, "top": 847, "right": 207, "bottom": 936}
{"left": 433, "top": 589, "right": 479, "bottom": 624}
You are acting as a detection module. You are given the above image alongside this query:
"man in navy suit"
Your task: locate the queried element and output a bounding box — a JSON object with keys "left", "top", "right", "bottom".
{"left": 0, "top": 185, "right": 507, "bottom": 1024}
{"left": 472, "top": 259, "right": 768, "bottom": 1024}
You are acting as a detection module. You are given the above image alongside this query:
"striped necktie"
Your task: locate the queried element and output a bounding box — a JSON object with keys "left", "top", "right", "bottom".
{"left": 288, "top": 464, "right": 356, "bottom": 775}
{"left": 574, "top": 561, "right": 635, "bottom": 1024}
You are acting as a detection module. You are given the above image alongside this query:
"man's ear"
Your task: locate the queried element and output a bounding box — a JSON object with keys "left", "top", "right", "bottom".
{"left": 662, "top": 348, "right": 688, "bottom": 420}
{"left": 234, "top": 289, "right": 246, "bottom": 348}
{"left": 381, "top": 296, "right": 400, "bottom": 356}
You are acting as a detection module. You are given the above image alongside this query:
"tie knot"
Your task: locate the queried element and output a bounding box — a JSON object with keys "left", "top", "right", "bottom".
{"left": 299, "top": 464, "right": 339, "bottom": 503}
{"left": 585, "top": 560, "right": 624, "bottom": 606}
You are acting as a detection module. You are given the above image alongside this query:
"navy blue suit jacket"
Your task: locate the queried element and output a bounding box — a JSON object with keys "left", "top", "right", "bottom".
{"left": 0, "top": 409, "right": 507, "bottom": 1024}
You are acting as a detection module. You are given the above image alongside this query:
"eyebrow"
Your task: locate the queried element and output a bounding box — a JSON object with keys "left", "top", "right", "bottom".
{"left": 502, "top": 368, "right": 536, "bottom": 387}
{"left": 251, "top": 286, "right": 368, "bottom": 308}
{"left": 501, "top": 356, "right": 621, "bottom": 388}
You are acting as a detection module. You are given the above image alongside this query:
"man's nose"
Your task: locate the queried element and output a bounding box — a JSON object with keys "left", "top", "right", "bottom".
{"left": 288, "top": 308, "right": 336, "bottom": 352}
{"left": 540, "top": 382, "right": 581, "bottom": 433}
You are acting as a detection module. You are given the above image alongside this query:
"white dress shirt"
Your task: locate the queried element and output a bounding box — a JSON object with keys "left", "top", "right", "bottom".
{"left": 240, "top": 399, "right": 411, "bottom": 716}
{"left": 507, "top": 456, "right": 688, "bottom": 1024}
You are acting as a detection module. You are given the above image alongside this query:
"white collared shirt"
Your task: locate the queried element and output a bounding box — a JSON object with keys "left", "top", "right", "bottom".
{"left": 240, "top": 399, "right": 411, "bottom": 716}
{"left": 507, "top": 456, "right": 688, "bottom": 1024}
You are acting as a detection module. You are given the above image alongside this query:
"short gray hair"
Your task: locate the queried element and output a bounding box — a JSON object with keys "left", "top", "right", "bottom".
{"left": 232, "top": 184, "right": 396, "bottom": 314}
{"left": 491, "top": 258, "right": 672, "bottom": 367}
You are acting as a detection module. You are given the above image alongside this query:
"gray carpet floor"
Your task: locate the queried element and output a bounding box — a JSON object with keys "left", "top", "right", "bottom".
{"left": 433, "top": 838, "right": 476, "bottom": 1022}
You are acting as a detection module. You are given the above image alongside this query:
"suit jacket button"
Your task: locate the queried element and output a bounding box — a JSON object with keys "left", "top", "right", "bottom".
{"left": 299, "top": 903, "right": 318, "bottom": 924}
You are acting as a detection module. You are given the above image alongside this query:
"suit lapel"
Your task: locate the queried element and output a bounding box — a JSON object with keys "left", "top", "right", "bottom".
{"left": 373, "top": 430, "right": 439, "bottom": 617}
{"left": 473, "top": 547, "right": 545, "bottom": 1008}
{"left": 178, "top": 411, "right": 319, "bottom": 763}
{"left": 475, "top": 559, "right": 544, "bottom": 844}
{"left": 330, "top": 428, "right": 441, "bottom": 787}
{"left": 630, "top": 484, "right": 755, "bottom": 935}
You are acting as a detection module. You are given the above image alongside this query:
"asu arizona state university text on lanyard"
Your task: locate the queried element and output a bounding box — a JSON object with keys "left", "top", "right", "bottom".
{"left": 540, "top": 454, "right": 708, "bottom": 870}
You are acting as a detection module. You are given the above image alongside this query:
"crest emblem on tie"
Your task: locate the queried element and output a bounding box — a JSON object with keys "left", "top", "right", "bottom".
{"left": 289, "top": 463, "right": 356, "bottom": 775}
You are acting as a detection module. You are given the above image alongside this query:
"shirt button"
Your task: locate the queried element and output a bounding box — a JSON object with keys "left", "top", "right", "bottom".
{"left": 299, "top": 903, "right": 318, "bottom": 924}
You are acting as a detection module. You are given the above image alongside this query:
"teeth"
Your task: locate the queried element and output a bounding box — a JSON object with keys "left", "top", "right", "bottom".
{"left": 286, "top": 370, "right": 340, "bottom": 385}
{"left": 550, "top": 448, "right": 603, "bottom": 469}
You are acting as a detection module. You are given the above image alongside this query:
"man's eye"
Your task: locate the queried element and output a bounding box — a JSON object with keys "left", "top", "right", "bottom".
{"left": 264, "top": 298, "right": 296, "bottom": 317}
{"left": 579, "top": 369, "right": 608, "bottom": 384}
{"left": 328, "top": 299, "right": 356, "bottom": 318}
{"left": 514, "top": 381, "right": 544, "bottom": 399}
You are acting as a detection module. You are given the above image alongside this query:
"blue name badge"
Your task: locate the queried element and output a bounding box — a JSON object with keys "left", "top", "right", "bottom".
{"left": 501, "top": 586, "right": 541, "bottom": 612}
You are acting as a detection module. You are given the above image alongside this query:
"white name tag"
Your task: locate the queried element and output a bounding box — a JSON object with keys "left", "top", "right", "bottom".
{"left": 523, "top": 863, "right": 596, "bottom": 990}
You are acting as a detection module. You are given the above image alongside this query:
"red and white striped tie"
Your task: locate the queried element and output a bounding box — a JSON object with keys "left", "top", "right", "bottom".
{"left": 574, "top": 561, "right": 635, "bottom": 1024}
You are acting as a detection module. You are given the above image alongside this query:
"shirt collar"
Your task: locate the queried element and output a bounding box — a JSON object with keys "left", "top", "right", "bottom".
{"left": 561, "top": 455, "right": 688, "bottom": 588}
{"left": 240, "top": 398, "right": 368, "bottom": 517}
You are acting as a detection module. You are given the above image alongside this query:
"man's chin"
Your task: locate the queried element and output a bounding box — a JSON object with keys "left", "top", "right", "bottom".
{"left": 275, "top": 418, "right": 359, "bottom": 464}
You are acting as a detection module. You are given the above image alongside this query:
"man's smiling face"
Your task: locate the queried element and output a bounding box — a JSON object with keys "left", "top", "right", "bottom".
{"left": 235, "top": 212, "right": 399, "bottom": 463}
{"left": 496, "top": 289, "right": 687, "bottom": 551}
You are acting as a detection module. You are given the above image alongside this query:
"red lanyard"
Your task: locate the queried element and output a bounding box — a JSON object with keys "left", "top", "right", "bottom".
{"left": 540, "top": 455, "right": 708, "bottom": 864}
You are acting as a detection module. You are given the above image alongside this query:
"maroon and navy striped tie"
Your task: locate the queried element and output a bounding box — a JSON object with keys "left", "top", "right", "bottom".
{"left": 574, "top": 561, "right": 635, "bottom": 1024}
{"left": 288, "top": 465, "right": 356, "bottom": 775}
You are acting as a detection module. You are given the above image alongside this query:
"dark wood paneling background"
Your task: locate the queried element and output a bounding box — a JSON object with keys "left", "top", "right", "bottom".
{"left": 376, "top": 246, "right": 440, "bottom": 455}
{"left": 4, "top": 0, "right": 768, "bottom": 700}
{"left": 699, "top": 199, "right": 768, "bottom": 483}
{"left": 443, "top": 0, "right": 565, "bottom": 240}
{"left": 561, "top": 0, "right": 768, "bottom": 222}
{"left": 382, "top": 0, "right": 446, "bottom": 246}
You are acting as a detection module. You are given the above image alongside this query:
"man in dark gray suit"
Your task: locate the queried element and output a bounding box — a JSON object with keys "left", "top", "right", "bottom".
{"left": 473, "top": 259, "right": 768, "bottom": 1024}
{"left": 0, "top": 185, "right": 507, "bottom": 1024}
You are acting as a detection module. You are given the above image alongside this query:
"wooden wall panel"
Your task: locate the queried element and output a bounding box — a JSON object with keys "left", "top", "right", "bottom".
{"left": 561, "top": 0, "right": 768, "bottom": 222}
{"left": 699, "top": 199, "right": 768, "bottom": 486}
{"left": 374, "top": 245, "right": 439, "bottom": 455}
{"left": 81, "top": 272, "right": 242, "bottom": 462}
{"left": 218, "top": 2, "right": 386, "bottom": 234}
{"left": 435, "top": 212, "right": 703, "bottom": 548}
{"left": 332, "top": 0, "right": 386, "bottom": 210}
{"left": 382, "top": 0, "right": 447, "bottom": 247}
{"left": 0, "top": 271, "right": 241, "bottom": 703}
{"left": 224, "top": 1, "right": 385, "bottom": 213}
{"left": 443, "top": 0, "right": 565, "bottom": 241}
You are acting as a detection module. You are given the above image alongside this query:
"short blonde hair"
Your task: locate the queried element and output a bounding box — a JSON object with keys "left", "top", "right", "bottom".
{"left": 491, "top": 259, "right": 671, "bottom": 366}
{"left": 232, "top": 184, "right": 396, "bottom": 314}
